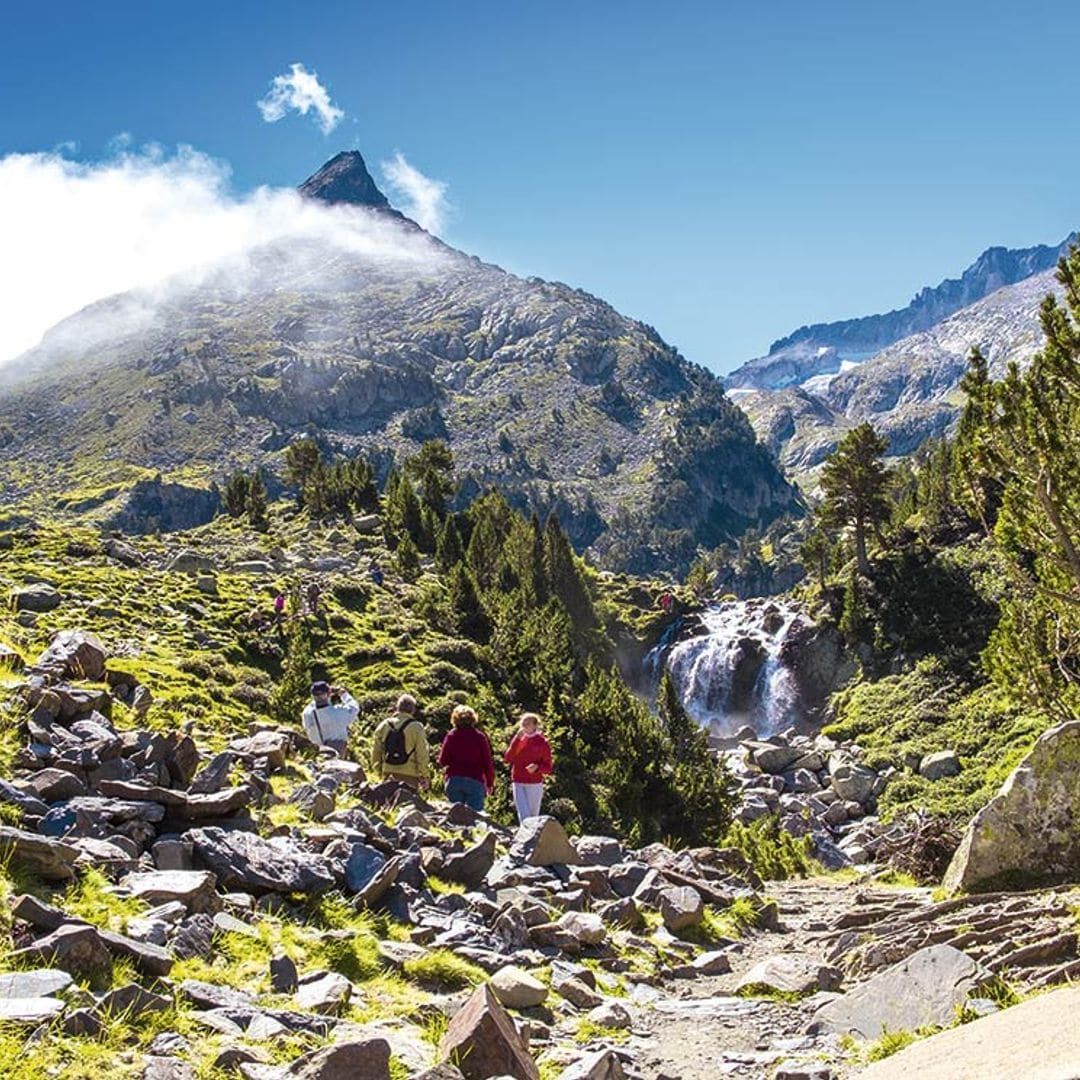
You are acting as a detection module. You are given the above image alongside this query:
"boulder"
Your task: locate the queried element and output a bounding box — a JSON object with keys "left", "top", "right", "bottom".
{"left": 0, "top": 969, "right": 73, "bottom": 999}
{"left": 829, "top": 761, "right": 877, "bottom": 805}
{"left": 229, "top": 730, "right": 291, "bottom": 768}
{"left": 488, "top": 965, "right": 549, "bottom": 1009}
{"left": 736, "top": 955, "right": 841, "bottom": 996}
{"left": 585, "top": 1002, "right": 631, "bottom": 1030}
{"left": 919, "top": 750, "right": 960, "bottom": 781}
{"left": 284, "top": 1038, "right": 391, "bottom": 1079}
{"left": 188, "top": 827, "right": 336, "bottom": 895}
{"left": 98, "top": 982, "right": 171, "bottom": 1017}
{"left": 11, "top": 924, "right": 112, "bottom": 977}
{"left": 442, "top": 831, "right": 498, "bottom": 886}
{"left": 943, "top": 722, "right": 1080, "bottom": 894}
{"left": 510, "top": 816, "right": 581, "bottom": 867}
{"left": 746, "top": 741, "right": 804, "bottom": 775}
{"left": 295, "top": 971, "right": 352, "bottom": 1014}
{"left": 572, "top": 835, "right": 624, "bottom": 867}
{"left": 658, "top": 885, "right": 704, "bottom": 931}
{"left": 0, "top": 826, "right": 79, "bottom": 880}
{"left": 438, "top": 984, "right": 540, "bottom": 1080}
{"left": 166, "top": 550, "right": 215, "bottom": 574}
{"left": 809, "top": 944, "right": 981, "bottom": 1039}
{"left": 123, "top": 870, "right": 221, "bottom": 914}
{"left": 344, "top": 844, "right": 386, "bottom": 893}
{"left": 557, "top": 1049, "right": 626, "bottom": 1080}
{"left": 35, "top": 629, "right": 108, "bottom": 680}
{"left": 12, "top": 583, "right": 61, "bottom": 612}
{"left": 0, "top": 996, "right": 66, "bottom": 1024}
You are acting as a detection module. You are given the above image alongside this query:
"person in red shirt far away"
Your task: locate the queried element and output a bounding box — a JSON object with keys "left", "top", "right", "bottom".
{"left": 503, "top": 712, "right": 553, "bottom": 823}
{"left": 438, "top": 705, "right": 495, "bottom": 812}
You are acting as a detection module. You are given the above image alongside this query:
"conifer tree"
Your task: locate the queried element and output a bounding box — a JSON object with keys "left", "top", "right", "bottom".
{"left": 222, "top": 472, "right": 251, "bottom": 517}
{"left": 284, "top": 438, "right": 322, "bottom": 507}
{"left": 404, "top": 440, "right": 456, "bottom": 515}
{"left": 273, "top": 612, "right": 312, "bottom": 723}
{"left": 820, "top": 422, "right": 891, "bottom": 576}
{"left": 246, "top": 470, "right": 269, "bottom": 531}
{"left": 543, "top": 513, "right": 597, "bottom": 629}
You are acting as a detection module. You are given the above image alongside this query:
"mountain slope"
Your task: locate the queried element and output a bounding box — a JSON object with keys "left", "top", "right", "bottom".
{"left": 0, "top": 152, "right": 798, "bottom": 572}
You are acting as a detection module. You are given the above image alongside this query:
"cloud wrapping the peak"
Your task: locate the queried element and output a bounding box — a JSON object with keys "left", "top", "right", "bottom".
{"left": 258, "top": 63, "right": 344, "bottom": 134}
{"left": 380, "top": 152, "right": 449, "bottom": 234}
{"left": 0, "top": 145, "right": 444, "bottom": 366}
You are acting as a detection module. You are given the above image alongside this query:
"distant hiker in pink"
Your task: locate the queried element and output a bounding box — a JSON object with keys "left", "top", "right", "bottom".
{"left": 503, "top": 712, "right": 553, "bottom": 823}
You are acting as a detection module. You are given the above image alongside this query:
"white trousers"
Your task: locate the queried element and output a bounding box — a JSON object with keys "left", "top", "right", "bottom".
{"left": 513, "top": 782, "right": 544, "bottom": 823}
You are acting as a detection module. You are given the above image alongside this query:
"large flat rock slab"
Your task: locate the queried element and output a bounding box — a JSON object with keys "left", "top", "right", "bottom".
{"left": 854, "top": 985, "right": 1080, "bottom": 1080}
{"left": 809, "top": 944, "right": 980, "bottom": 1039}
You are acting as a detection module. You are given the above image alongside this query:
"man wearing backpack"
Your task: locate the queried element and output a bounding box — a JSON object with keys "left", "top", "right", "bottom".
{"left": 371, "top": 693, "right": 431, "bottom": 790}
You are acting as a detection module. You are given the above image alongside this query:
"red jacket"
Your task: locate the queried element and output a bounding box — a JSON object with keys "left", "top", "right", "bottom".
{"left": 438, "top": 726, "right": 496, "bottom": 791}
{"left": 503, "top": 731, "right": 553, "bottom": 784}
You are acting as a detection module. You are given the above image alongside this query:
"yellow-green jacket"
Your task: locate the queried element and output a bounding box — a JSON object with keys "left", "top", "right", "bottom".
{"left": 370, "top": 712, "right": 431, "bottom": 781}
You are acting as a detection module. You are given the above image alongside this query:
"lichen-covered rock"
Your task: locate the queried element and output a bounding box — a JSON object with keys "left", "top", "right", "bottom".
{"left": 943, "top": 721, "right": 1080, "bottom": 894}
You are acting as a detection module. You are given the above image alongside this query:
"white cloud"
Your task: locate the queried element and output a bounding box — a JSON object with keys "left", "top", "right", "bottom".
{"left": 380, "top": 152, "right": 449, "bottom": 234}
{"left": 0, "top": 145, "right": 445, "bottom": 366}
{"left": 257, "top": 63, "right": 344, "bottom": 135}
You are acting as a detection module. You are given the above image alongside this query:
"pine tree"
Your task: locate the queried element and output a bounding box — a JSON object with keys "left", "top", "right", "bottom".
{"left": 272, "top": 614, "right": 313, "bottom": 724}
{"left": 222, "top": 472, "right": 251, "bottom": 517}
{"left": 284, "top": 438, "right": 322, "bottom": 507}
{"left": 820, "top": 422, "right": 891, "bottom": 576}
{"left": 246, "top": 470, "right": 269, "bottom": 531}
{"left": 404, "top": 440, "right": 456, "bottom": 515}
{"left": 447, "top": 564, "right": 490, "bottom": 641}
{"left": 435, "top": 515, "right": 465, "bottom": 571}
{"left": 395, "top": 533, "right": 420, "bottom": 580}
{"left": 543, "top": 514, "right": 597, "bottom": 629}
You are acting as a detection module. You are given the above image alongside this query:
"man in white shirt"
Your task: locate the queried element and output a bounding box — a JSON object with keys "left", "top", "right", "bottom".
{"left": 301, "top": 680, "right": 359, "bottom": 756}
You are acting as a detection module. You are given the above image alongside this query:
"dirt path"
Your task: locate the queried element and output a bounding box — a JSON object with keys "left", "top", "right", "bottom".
{"left": 622, "top": 877, "right": 930, "bottom": 1080}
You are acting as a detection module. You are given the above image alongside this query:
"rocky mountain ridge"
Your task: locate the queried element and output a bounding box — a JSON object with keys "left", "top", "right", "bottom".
{"left": 0, "top": 152, "right": 797, "bottom": 575}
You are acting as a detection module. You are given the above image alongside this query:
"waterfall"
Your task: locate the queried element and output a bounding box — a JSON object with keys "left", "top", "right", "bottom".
{"left": 650, "top": 600, "right": 810, "bottom": 739}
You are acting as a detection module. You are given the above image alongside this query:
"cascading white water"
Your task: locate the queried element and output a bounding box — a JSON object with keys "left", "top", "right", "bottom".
{"left": 653, "top": 600, "right": 808, "bottom": 738}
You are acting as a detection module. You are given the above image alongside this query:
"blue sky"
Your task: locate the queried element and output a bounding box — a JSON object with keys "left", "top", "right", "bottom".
{"left": 4, "top": 0, "right": 1080, "bottom": 371}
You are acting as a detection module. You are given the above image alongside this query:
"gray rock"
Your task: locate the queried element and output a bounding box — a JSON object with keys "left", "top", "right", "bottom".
{"left": 26, "top": 768, "right": 88, "bottom": 801}
{"left": 943, "top": 722, "right": 1080, "bottom": 893}
{"left": 510, "top": 816, "right": 581, "bottom": 867}
{"left": 295, "top": 971, "right": 352, "bottom": 1014}
{"left": 99, "top": 983, "right": 171, "bottom": 1017}
{"left": 344, "top": 843, "right": 386, "bottom": 892}
{"left": 188, "top": 827, "right": 336, "bottom": 895}
{"left": 809, "top": 944, "right": 982, "bottom": 1038}
{"left": 439, "top": 984, "right": 539, "bottom": 1080}
{"left": 0, "top": 825, "right": 79, "bottom": 880}
{"left": 143, "top": 1056, "right": 196, "bottom": 1080}
{"left": 13, "top": 583, "right": 61, "bottom": 611}
{"left": 171, "top": 914, "right": 215, "bottom": 961}
{"left": 829, "top": 761, "right": 877, "bottom": 805}
{"left": 556, "top": 1049, "right": 626, "bottom": 1080}
{"left": 12, "top": 924, "right": 112, "bottom": 977}
{"left": 573, "top": 835, "right": 624, "bottom": 867}
{"left": 124, "top": 870, "right": 220, "bottom": 913}
{"left": 179, "top": 979, "right": 256, "bottom": 1010}
{"left": 736, "top": 955, "right": 841, "bottom": 996}
{"left": 585, "top": 1002, "right": 631, "bottom": 1030}
{"left": 919, "top": 750, "right": 961, "bottom": 781}
{"left": 35, "top": 629, "right": 108, "bottom": 680}
{"left": 283, "top": 1037, "right": 391, "bottom": 1079}
{"left": 747, "top": 741, "right": 805, "bottom": 774}
{"left": 166, "top": 550, "right": 215, "bottom": 574}
{"left": 658, "top": 885, "right": 704, "bottom": 931}
{"left": 99, "top": 929, "right": 175, "bottom": 976}
{"left": 443, "top": 832, "right": 497, "bottom": 886}
{"left": 0, "top": 996, "right": 66, "bottom": 1023}
{"left": 488, "top": 965, "right": 548, "bottom": 1008}
{"left": 0, "top": 969, "right": 74, "bottom": 998}
{"left": 270, "top": 954, "right": 299, "bottom": 993}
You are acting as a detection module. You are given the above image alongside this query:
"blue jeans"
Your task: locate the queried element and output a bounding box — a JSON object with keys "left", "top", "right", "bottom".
{"left": 446, "top": 775, "right": 487, "bottom": 811}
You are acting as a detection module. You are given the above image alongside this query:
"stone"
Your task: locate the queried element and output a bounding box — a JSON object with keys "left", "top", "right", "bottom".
{"left": 850, "top": 983, "right": 1080, "bottom": 1080}
{"left": 829, "top": 761, "right": 877, "bottom": 805}
{"left": 607, "top": 861, "right": 649, "bottom": 898}
{"left": 919, "top": 750, "right": 961, "bottom": 781}
{"left": 13, "top": 583, "right": 61, "bottom": 611}
{"left": 143, "top": 1057, "right": 196, "bottom": 1080}
{"left": 64, "top": 1007, "right": 104, "bottom": 1036}
{"left": 188, "top": 827, "right": 336, "bottom": 895}
{"left": 283, "top": 1038, "right": 391, "bottom": 1079}
{"left": 658, "top": 885, "right": 704, "bottom": 931}
{"left": 691, "top": 949, "right": 733, "bottom": 975}
{"left": 295, "top": 971, "right": 352, "bottom": 1014}
{"left": 572, "top": 836, "right": 624, "bottom": 867}
{"left": 99, "top": 983, "right": 171, "bottom": 1016}
{"left": 354, "top": 855, "right": 403, "bottom": 908}
{"left": 442, "top": 831, "right": 498, "bottom": 886}
{"left": 11, "top": 894, "right": 79, "bottom": 933}
{"left": 809, "top": 944, "right": 981, "bottom": 1039}
{"left": 0, "top": 996, "right": 66, "bottom": 1023}
{"left": 773, "top": 1065, "right": 834, "bottom": 1080}
{"left": 0, "top": 825, "right": 79, "bottom": 880}
{"left": 26, "top": 768, "right": 88, "bottom": 801}
{"left": 12, "top": 924, "right": 111, "bottom": 977}
{"left": 553, "top": 972, "right": 602, "bottom": 1009}
{"left": 736, "top": 955, "right": 841, "bottom": 996}
{"left": 229, "top": 730, "right": 291, "bottom": 768}
{"left": 189, "top": 752, "right": 235, "bottom": 795}
{"left": 270, "top": 954, "right": 299, "bottom": 993}
{"left": 152, "top": 838, "right": 195, "bottom": 872}
{"left": 213, "top": 911, "right": 259, "bottom": 938}
{"left": 99, "top": 929, "right": 175, "bottom": 976}
{"left": 439, "top": 984, "right": 540, "bottom": 1080}
{"left": 344, "top": 843, "right": 386, "bottom": 892}
{"left": 585, "top": 1002, "right": 631, "bottom": 1030}
{"left": 943, "top": 721, "right": 1080, "bottom": 894}
{"left": 102, "top": 537, "right": 143, "bottom": 566}
{"left": 556, "top": 1049, "right": 626, "bottom": 1080}
{"left": 0, "top": 779, "right": 48, "bottom": 817}
{"left": 291, "top": 783, "right": 334, "bottom": 821}
{"left": 747, "top": 741, "right": 804, "bottom": 774}
{"left": 0, "top": 969, "right": 73, "bottom": 999}
{"left": 376, "top": 940, "right": 429, "bottom": 972}
{"left": 171, "top": 914, "right": 215, "bottom": 960}
{"left": 489, "top": 965, "right": 549, "bottom": 1009}
{"left": 35, "top": 629, "right": 108, "bottom": 680}
{"left": 510, "top": 816, "right": 581, "bottom": 867}
{"left": 179, "top": 979, "right": 255, "bottom": 1010}
{"left": 166, "top": 550, "right": 214, "bottom": 574}
{"left": 124, "top": 870, "right": 221, "bottom": 914}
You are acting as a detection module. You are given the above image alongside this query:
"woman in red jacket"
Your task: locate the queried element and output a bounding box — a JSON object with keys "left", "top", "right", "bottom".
{"left": 438, "top": 705, "right": 495, "bottom": 811}
{"left": 503, "top": 712, "right": 553, "bottom": 823}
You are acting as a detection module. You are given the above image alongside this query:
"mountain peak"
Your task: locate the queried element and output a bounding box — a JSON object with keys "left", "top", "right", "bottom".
{"left": 298, "top": 150, "right": 390, "bottom": 209}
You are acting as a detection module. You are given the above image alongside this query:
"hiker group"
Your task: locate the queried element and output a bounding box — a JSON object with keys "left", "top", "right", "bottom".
{"left": 301, "top": 684, "right": 552, "bottom": 823}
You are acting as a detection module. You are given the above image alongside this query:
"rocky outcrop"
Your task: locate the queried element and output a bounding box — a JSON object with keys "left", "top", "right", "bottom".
{"left": 105, "top": 478, "right": 220, "bottom": 535}
{"left": 943, "top": 721, "right": 1080, "bottom": 894}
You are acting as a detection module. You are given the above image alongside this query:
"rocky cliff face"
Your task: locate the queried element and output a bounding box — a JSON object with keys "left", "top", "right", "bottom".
{"left": 0, "top": 153, "right": 797, "bottom": 572}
